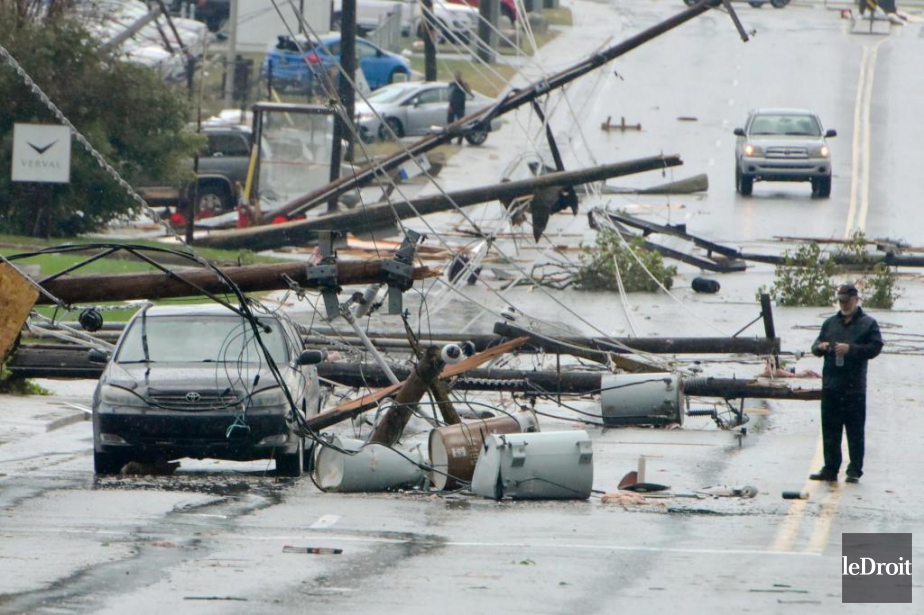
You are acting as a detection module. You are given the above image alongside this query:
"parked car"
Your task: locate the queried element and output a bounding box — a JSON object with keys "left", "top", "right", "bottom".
{"left": 90, "top": 304, "right": 324, "bottom": 477}
{"left": 354, "top": 81, "right": 501, "bottom": 145}
{"left": 261, "top": 32, "right": 411, "bottom": 94}
{"left": 733, "top": 108, "right": 836, "bottom": 197}
{"left": 332, "top": 0, "right": 480, "bottom": 42}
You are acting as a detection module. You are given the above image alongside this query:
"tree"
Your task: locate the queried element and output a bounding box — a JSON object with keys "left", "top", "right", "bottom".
{"left": 0, "top": 0, "right": 202, "bottom": 237}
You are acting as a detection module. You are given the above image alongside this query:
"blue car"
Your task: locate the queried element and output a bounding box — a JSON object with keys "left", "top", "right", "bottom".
{"left": 261, "top": 33, "right": 411, "bottom": 94}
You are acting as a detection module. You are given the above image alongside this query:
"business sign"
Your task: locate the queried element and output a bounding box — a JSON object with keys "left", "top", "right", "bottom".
{"left": 11, "top": 124, "right": 71, "bottom": 183}
{"left": 842, "top": 533, "right": 912, "bottom": 603}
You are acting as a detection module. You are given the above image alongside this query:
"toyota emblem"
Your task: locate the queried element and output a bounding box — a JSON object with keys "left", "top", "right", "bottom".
{"left": 185, "top": 392, "right": 201, "bottom": 402}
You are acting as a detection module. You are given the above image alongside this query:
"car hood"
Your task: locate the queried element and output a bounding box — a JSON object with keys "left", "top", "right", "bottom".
{"left": 104, "top": 361, "right": 287, "bottom": 393}
{"left": 747, "top": 135, "right": 826, "bottom": 146}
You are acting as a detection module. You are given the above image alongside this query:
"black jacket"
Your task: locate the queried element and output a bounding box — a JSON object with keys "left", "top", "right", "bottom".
{"left": 448, "top": 81, "right": 469, "bottom": 115}
{"left": 811, "top": 307, "right": 883, "bottom": 391}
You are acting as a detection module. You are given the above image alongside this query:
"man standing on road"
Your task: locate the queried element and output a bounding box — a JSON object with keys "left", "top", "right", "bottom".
{"left": 447, "top": 71, "right": 473, "bottom": 145}
{"left": 810, "top": 283, "right": 883, "bottom": 483}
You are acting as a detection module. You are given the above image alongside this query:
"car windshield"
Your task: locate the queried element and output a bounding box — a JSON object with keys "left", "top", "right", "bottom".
{"left": 367, "top": 84, "right": 419, "bottom": 104}
{"left": 116, "top": 315, "right": 289, "bottom": 364}
{"left": 749, "top": 114, "right": 821, "bottom": 136}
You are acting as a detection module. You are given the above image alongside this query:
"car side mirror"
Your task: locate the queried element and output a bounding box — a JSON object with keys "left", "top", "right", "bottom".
{"left": 825, "top": 129, "right": 837, "bottom": 138}
{"left": 87, "top": 348, "right": 111, "bottom": 364}
{"left": 376, "top": 49, "right": 384, "bottom": 58}
{"left": 733, "top": 128, "right": 745, "bottom": 137}
{"left": 297, "top": 349, "right": 327, "bottom": 365}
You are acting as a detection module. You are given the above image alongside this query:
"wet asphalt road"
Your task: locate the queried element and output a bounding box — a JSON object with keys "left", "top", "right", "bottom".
{"left": 2, "top": 1, "right": 924, "bottom": 612}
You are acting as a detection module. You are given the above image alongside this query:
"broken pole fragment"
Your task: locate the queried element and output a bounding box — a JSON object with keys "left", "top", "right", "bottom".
{"left": 368, "top": 346, "right": 444, "bottom": 446}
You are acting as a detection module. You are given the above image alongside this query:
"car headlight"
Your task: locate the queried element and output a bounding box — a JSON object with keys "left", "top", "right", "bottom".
{"left": 355, "top": 111, "right": 375, "bottom": 120}
{"left": 744, "top": 143, "right": 762, "bottom": 157}
{"left": 247, "top": 387, "right": 289, "bottom": 408}
{"left": 100, "top": 384, "right": 147, "bottom": 407}
{"left": 815, "top": 144, "right": 830, "bottom": 158}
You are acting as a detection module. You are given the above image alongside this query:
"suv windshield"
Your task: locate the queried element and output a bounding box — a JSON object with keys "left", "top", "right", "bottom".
{"left": 116, "top": 315, "right": 289, "bottom": 364}
{"left": 749, "top": 114, "right": 821, "bottom": 137}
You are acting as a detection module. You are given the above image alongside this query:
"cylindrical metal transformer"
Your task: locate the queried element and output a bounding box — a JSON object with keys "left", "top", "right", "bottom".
{"left": 599, "top": 372, "right": 683, "bottom": 426}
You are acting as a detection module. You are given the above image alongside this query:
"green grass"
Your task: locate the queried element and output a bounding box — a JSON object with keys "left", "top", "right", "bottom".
{"left": 544, "top": 8, "right": 574, "bottom": 27}
{"left": 2, "top": 235, "right": 287, "bottom": 322}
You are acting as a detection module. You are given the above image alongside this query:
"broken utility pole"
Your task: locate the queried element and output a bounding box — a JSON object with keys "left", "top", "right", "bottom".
{"left": 195, "top": 154, "right": 682, "bottom": 251}
{"left": 368, "top": 346, "right": 444, "bottom": 446}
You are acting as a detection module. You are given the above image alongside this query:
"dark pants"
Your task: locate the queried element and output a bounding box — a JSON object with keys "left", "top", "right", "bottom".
{"left": 820, "top": 389, "right": 866, "bottom": 477}
{"left": 448, "top": 107, "right": 465, "bottom": 144}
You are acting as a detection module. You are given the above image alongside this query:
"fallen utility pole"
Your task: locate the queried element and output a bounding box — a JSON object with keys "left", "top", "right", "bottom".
{"left": 194, "top": 155, "right": 681, "bottom": 251}
{"left": 316, "top": 363, "right": 822, "bottom": 401}
{"left": 3, "top": 348, "right": 823, "bottom": 402}
{"left": 601, "top": 209, "right": 924, "bottom": 268}
{"left": 368, "top": 346, "right": 444, "bottom": 446}
{"left": 493, "top": 321, "right": 779, "bottom": 358}
{"left": 33, "top": 260, "right": 438, "bottom": 305}
{"left": 261, "top": 0, "right": 729, "bottom": 223}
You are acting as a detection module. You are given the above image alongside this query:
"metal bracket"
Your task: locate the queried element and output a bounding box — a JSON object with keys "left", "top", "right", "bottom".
{"left": 304, "top": 231, "right": 341, "bottom": 320}
{"left": 381, "top": 230, "right": 424, "bottom": 315}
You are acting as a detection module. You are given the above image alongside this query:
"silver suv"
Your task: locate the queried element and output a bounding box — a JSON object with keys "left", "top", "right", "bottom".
{"left": 734, "top": 108, "right": 836, "bottom": 197}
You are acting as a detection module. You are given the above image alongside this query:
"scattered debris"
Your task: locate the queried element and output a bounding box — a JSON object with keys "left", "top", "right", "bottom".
{"left": 757, "top": 360, "right": 821, "bottom": 379}
{"left": 119, "top": 460, "right": 181, "bottom": 477}
{"left": 283, "top": 546, "right": 343, "bottom": 554}
{"left": 695, "top": 485, "right": 758, "bottom": 498}
{"left": 782, "top": 491, "right": 810, "bottom": 500}
{"left": 600, "top": 116, "right": 641, "bottom": 131}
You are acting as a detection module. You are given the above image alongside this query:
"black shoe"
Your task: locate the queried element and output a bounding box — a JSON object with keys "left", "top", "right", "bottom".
{"left": 809, "top": 471, "right": 837, "bottom": 481}
{"left": 846, "top": 473, "right": 860, "bottom": 484}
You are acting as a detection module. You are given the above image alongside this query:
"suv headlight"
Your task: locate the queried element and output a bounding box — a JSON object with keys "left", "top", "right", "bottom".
{"left": 744, "top": 143, "right": 763, "bottom": 157}
{"left": 247, "top": 387, "right": 289, "bottom": 408}
{"left": 100, "top": 384, "right": 147, "bottom": 407}
{"left": 812, "top": 144, "right": 830, "bottom": 158}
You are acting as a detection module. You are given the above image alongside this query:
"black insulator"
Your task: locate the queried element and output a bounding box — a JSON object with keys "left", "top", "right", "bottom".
{"left": 78, "top": 308, "right": 104, "bottom": 332}
{"left": 692, "top": 277, "right": 721, "bottom": 294}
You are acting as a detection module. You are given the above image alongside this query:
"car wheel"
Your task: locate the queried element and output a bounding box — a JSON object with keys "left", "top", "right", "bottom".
{"left": 94, "top": 450, "right": 126, "bottom": 476}
{"left": 737, "top": 169, "right": 754, "bottom": 196}
{"left": 770, "top": 0, "right": 789, "bottom": 7}
{"left": 813, "top": 176, "right": 832, "bottom": 198}
{"left": 378, "top": 117, "right": 403, "bottom": 141}
{"left": 196, "top": 186, "right": 231, "bottom": 216}
{"left": 276, "top": 437, "right": 304, "bottom": 477}
{"left": 465, "top": 125, "right": 489, "bottom": 146}
{"left": 748, "top": 1, "right": 764, "bottom": 7}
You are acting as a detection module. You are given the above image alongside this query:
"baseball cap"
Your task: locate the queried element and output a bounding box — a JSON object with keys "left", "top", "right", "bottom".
{"left": 836, "top": 283, "right": 858, "bottom": 300}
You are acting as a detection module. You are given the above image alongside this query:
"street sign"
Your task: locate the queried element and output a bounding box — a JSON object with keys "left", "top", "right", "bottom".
{"left": 11, "top": 124, "right": 71, "bottom": 183}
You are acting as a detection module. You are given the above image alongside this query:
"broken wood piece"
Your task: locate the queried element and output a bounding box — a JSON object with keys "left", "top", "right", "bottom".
{"left": 600, "top": 116, "right": 642, "bottom": 131}
{"left": 0, "top": 262, "right": 39, "bottom": 363}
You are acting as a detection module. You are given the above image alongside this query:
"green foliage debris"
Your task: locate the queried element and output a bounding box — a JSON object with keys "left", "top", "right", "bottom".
{"left": 575, "top": 231, "right": 676, "bottom": 292}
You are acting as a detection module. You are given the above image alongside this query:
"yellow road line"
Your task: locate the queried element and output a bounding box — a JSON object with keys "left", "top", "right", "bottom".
{"left": 768, "top": 438, "right": 824, "bottom": 552}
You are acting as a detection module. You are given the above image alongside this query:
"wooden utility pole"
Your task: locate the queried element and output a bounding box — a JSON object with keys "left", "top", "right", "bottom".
{"left": 33, "top": 260, "right": 438, "bottom": 305}
{"left": 368, "top": 346, "right": 445, "bottom": 445}
{"left": 198, "top": 155, "right": 682, "bottom": 251}
{"left": 477, "top": 0, "right": 499, "bottom": 64}
{"left": 421, "top": 0, "right": 437, "bottom": 81}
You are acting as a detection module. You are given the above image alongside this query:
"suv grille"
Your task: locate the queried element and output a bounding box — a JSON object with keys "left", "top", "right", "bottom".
{"left": 147, "top": 389, "right": 241, "bottom": 411}
{"left": 766, "top": 146, "right": 809, "bottom": 159}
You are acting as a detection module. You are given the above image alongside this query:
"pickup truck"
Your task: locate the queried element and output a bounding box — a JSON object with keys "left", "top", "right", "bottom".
{"left": 139, "top": 124, "right": 252, "bottom": 216}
